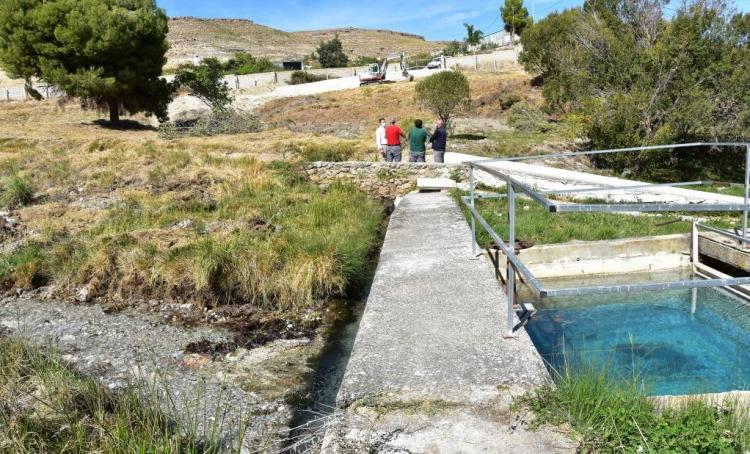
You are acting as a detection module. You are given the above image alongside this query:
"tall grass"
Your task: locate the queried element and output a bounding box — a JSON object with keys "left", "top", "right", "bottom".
{"left": 517, "top": 362, "right": 750, "bottom": 452}
{"left": 0, "top": 163, "right": 384, "bottom": 311}
{"left": 0, "top": 337, "right": 241, "bottom": 453}
{"left": 1, "top": 169, "right": 33, "bottom": 207}
{"left": 453, "top": 190, "right": 691, "bottom": 244}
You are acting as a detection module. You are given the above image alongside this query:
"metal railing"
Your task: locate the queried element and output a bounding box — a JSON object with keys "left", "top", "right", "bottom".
{"left": 462, "top": 142, "right": 750, "bottom": 336}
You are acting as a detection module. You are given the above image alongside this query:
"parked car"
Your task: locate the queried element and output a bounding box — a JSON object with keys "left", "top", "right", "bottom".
{"left": 427, "top": 57, "right": 443, "bottom": 69}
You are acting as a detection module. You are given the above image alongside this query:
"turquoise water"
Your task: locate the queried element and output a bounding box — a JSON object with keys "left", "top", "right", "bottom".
{"left": 523, "top": 270, "right": 750, "bottom": 395}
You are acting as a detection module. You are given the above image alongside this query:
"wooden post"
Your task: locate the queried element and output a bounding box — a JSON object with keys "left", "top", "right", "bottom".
{"left": 274, "top": 72, "right": 278, "bottom": 84}
{"left": 5, "top": 90, "right": 9, "bottom": 102}
{"left": 235, "top": 75, "right": 240, "bottom": 90}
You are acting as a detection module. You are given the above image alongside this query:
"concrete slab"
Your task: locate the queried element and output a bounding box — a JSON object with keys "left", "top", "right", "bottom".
{"left": 322, "top": 192, "right": 572, "bottom": 452}
{"left": 337, "top": 192, "right": 548, "bottom": 405}
{"left": 446, "top": 152, "right": 745, "bottom": 205}
{"left": 416, "top": 177, "right": 457, "bottom": 190}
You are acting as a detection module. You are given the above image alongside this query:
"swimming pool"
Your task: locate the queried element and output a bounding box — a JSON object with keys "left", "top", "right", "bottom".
{"left": 523, "top": 270, "right": 750, "bottom": 395}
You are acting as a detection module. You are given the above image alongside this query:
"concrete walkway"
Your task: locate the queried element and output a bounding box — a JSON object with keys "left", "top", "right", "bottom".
{"left": 447, "top": 151, "right": 746, "bottom": 205}
{"left": 323, "top": 192, "right": 572, "bottom": 453}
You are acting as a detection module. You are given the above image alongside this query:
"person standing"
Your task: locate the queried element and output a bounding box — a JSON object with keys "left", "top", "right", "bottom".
{"left": 384, "top": 117, "right": 405, "bottom": 162}
{"left": 375, "top": 118, "right": 387, "bottom": 160}
{"left": 429, "top": 119, "right": 447, "bottom": 163}
{"left": 407, "top": 119, "right": 428, "bottom": 163}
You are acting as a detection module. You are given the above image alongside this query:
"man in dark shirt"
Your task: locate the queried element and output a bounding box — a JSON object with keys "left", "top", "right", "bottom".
{"left": 407, "top": 119, "right": 428, "bottom": 163}
{"left": 429, "top": 119, "right": 447, "bottom": 163}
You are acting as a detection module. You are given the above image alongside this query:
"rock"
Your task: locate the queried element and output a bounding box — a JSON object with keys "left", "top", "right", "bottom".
{"left": 76, "top": 286, "right": 92, "bottom": 302}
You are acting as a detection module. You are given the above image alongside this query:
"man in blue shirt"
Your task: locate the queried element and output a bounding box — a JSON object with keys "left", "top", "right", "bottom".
{"left": 429, "top": 119, "right": 447, "bottom": 163}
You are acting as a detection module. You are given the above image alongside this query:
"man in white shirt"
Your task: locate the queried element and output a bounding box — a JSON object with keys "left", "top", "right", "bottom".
{"left": 375, "top": 118, "right": 387, "bottom": 160}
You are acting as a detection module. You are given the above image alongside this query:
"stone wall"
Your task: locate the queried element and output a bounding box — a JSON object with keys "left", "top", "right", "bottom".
{"left": 302, "top": 162, "right": 467, "bottom": 197}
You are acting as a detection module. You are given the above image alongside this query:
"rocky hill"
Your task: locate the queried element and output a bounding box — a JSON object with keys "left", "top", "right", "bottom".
{"left": 166, "top": 17, "right": 444, "bottom": 66}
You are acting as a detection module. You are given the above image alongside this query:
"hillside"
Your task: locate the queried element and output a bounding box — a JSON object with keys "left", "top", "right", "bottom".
{"left": 166, "top": 17, "right": 444, "bottom": 66}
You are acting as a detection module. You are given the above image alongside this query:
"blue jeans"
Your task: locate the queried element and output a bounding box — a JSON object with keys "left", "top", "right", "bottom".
{"left": 409, "top": 152, "right": 425, "bottom": 163}
{"left": 386, "top": 145, "right": 402, "bottom": 162}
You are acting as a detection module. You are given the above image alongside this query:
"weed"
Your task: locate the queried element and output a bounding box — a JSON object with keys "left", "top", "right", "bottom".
{"left": 1, "top": 170, "right": 33, "bottom": 207}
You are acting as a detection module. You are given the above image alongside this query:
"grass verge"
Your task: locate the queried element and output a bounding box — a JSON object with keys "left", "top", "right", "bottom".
{"left": 0, "top": 336, "right": 235, "bottom": 453}
{"left": 452, "top": 190, "right": 691, "bottom": 245}
{"left": 0, "top": 158, "right": 384, "bottom": 313}
{"left": 516, "top": 364, "right": 750, "bottom": 452}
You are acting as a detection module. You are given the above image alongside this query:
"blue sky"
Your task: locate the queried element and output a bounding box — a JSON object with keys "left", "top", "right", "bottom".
{"left": 156, "top": 0, "right": 750, "bottom": 41}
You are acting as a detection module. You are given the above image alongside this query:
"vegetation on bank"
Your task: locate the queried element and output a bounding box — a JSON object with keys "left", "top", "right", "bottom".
{"left": 0, "top": 136, "right": 384, "bottom": 313}
{"left": 516, "top": 364, "right": 750, "bottom": 452}
{"left": 0, "top": 336, "right": 231, "bottom": 453}
{"left": 519, "top": 0, "right": 750, "bottom": 181}
{"left": 453, "top": 190, "right": 692, "bottom": 245}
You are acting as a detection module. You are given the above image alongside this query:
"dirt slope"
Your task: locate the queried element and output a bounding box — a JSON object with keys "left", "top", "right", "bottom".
{"left": 166, "top": 17, "right": 444, "bottom": 66}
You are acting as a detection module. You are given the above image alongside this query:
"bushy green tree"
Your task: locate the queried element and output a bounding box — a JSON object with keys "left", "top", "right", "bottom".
{"left": 175, "top": 58, "right": 231, "bottom": 112}
{"left": 520, "top": 0, "right": 750, "bottom": 180}
{"left": 0, "top": 0, "right": 173, "bottom": 124}
{"left": 501, "top": 0, "right": 533, "bottom": 37}
{"left": 443, "top": 41, "right": 464, "bottom": 57}
{"left": 223, "top": 52, "right": 275, "bottom": 75}
{"left": 414, "top": 71, "right": 471, "bottom": 126}
{"left": 316, "top": 35, "right": 349, "bottom": 68}
{"left": 464, "top": 23, "right": 484, "bottom": 70}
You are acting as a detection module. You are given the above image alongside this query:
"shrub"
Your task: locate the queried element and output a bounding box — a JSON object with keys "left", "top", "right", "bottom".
{"left": 158, "top": 111, "right": 260, "bottom": 138}
{"left": 1, "top": 170, "right": 33, "bottom": 207}
{"left": 289, "top": 71, "right": 328, "bottom": 85}
{"left": 414, "top": 71, "right": 471, "bottom": 126}
{"left": 315, "top": 35, "right": 348, "bottom": 68}
{"left": 507, "top": 101, "right": 550, "bottom": 132}
{"left": 174, "top": 58, "right": 232, "bottom": 112}
{"left": 498, "top": 91, "right": 522, "bottom": 110}
{"left": 223, "top": 52, "right": 276, "bottom": 75}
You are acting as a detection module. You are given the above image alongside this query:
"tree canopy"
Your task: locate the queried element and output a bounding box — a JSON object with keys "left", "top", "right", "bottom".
{"left": 414, "top": 71, "right": 471, "bottom": 126}
{"left": 0, "top": 0, "right": 173, "bottom": 124}
{"left": 174, "top": 58, "right": 232, "bottom": 112}
{"left": 315, "top": 35, "right": 349, "bottom": 68}
{"left": 464, "top": 23, "right": 484, "bottom": 48}
{"left": 520, "top": 0, "right": 750, "bottom": 180}
{"left": 501, "top": 0, "right": 533, "bottom": 36}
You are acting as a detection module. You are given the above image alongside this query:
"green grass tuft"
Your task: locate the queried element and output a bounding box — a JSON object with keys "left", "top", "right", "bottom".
{"left": 1, "top": 170, "right": 33, "bottom": 207}
{"left": 453, "top": 190, "right": 692, "bottom": 244}
{"left": 0, "top": 336, "right": 237, "bottom": 453}
{"left": 516, "top": 363, "right": 750, "bottom": 452}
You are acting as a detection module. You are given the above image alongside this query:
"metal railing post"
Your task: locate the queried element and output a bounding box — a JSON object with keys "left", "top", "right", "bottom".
{"left": 470, "top": 164, "right": 477, "bottom": 257}
{"left": 691, "top": 221, "right": 699, "bottom": 271}
{"left": 744, "top": 145, "right": 749, "bottom": 244}
{"left": 506, "top": 179, "right": 516, "bottom": 336}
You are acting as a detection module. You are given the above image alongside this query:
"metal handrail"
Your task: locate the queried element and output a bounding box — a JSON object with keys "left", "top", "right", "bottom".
{"left": 464, "top": 142, "right": 750, "bottom": 336}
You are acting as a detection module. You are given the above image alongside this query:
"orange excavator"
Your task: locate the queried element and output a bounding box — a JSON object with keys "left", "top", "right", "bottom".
{"left": 359, "top": 53, "right": 409, "bottom": 86}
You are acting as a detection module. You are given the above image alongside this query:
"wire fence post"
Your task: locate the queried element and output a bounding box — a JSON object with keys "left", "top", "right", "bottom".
{"left": 506, "top": 179, "right": 517, "bottom": 336}
{"left": 744, "top": 145, "right": 749, "bottom": 244}
{"left": 470, "top": 164, "right": 477, "bottom": 257}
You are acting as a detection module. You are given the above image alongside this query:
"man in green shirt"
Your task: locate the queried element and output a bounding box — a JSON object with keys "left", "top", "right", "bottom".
{"left": 407, "top": 119, "right": 428, "bottom": 163}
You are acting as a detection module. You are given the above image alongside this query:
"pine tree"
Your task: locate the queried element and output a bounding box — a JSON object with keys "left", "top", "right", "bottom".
{"left": 0, "top": 0, "right": 174, "bottom": 124}
{"left": 501, "top": 0, "right": 533, "bottom": 38}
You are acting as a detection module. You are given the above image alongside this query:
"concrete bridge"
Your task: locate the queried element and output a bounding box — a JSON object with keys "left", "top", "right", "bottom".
{"left": 322, "top": 191, "right": 573, "bottom": 453}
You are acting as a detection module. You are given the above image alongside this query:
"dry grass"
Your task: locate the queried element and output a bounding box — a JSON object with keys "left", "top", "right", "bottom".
{"left": 0, "top": 100, "right": 385, "bottom": 315}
